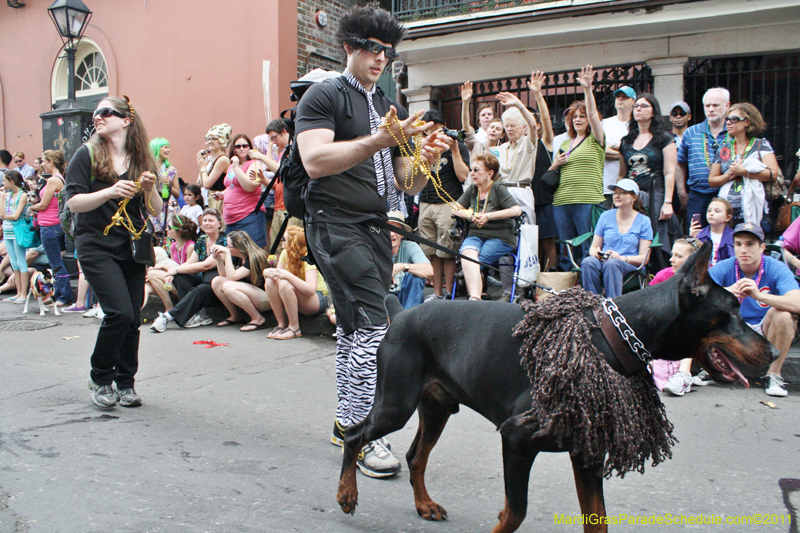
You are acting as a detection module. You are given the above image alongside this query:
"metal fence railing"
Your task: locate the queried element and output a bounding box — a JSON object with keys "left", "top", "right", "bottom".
{"left": 393, "top": 0, "right": 562, "bottom": 22}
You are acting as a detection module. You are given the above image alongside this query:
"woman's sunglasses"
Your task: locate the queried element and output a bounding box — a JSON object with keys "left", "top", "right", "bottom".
{"left": 234, "top": 144, "right": 250, "bottom": 149}
{"left": 93, "top": 107, "right": 126, "bottom": 120}
{"left": 725, "top": 116, "right": 747, "bottom": 124}
{"left": 354, "top": 37, "right": 397, "bottom": 59}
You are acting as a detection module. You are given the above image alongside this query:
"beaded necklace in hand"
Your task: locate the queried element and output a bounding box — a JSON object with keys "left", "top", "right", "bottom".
{"left": 103, "top": 176, "right": 153, "bottom": 240}
{"left": 380, "top": 111, "right": 475, "bottom": 220}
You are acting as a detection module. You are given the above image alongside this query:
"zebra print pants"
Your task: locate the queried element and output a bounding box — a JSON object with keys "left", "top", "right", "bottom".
{"left": 334, "top": 323, "right": 389, "bottom": 427}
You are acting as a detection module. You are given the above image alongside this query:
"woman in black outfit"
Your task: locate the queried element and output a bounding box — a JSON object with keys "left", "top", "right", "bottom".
{"left": 65, "top": 96, "right": 161, "bottom": 409}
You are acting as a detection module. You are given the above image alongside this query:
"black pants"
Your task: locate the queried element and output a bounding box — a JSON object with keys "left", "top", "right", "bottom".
{"left": 306, "top": 220, "right": 392, "bottom": 335}
{"left": 81, "top": 254, "right": 147, "bottom": 389}
{"left": 169, "top": 270, "right": 219, "bottom": 327}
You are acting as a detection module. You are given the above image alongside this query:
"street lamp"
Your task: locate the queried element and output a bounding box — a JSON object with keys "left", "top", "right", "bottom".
{"left": 47, "top": 0, "right": 92, "bottom": 110}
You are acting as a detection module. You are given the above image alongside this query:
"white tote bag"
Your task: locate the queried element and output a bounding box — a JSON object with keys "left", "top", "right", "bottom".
{"left": 516, "top": 224, "right": 540, "bottom": 287}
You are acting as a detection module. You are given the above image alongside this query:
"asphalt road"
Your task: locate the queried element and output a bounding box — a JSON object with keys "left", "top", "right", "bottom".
{"left": 1, "top": 304, "right": 798, "bottom": 532}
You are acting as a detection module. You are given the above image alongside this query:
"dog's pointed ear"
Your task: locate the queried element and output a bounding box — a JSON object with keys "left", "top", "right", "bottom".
{"left": 677, "top": 241, "right": 713, "bottom": 304}
{"left": 384, "top": 294, "right": 404, "bottom": 325}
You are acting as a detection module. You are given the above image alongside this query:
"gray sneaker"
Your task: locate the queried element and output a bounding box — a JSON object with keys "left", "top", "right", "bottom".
{"left": 88, "top": 378, "right": 117, "bottom": 409}
{"left": 691, "top": 370, "right": 714, "bottom": 387}
{"left": 184, "top": 312, "right": 213, "bottom": 328}
{"left": 113, "top": 383, "right": 142, "bottom": 407}
{"left": 424, "top": 293, "right": 444, "bottom": 303}
{"left": 150, "top": 311, "right": 169, "bottom": 333}
{"left": 357, "top": 438, "right": 401, "bottom": 478}
{"left": 663, "top": 371, "right": 692, "bottom": 396}
{"left": 486, "top": 275, "right": 503, "bottom": 287}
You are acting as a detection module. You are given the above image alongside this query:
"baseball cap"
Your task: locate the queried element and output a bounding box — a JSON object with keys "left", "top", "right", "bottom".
{"left": 607, "top": 179, "right": 640, "bottom": 196}
{"left": 732, "top": 222, "right": 765, "bottom": 242}
{"left": 386, "top": 210, "right": 411, "bottom": 233}
{"left": 671, "top": 101, "right": 691, "bottom": 114}
{"left": 613, "top": 86, "right": 636, "bottom": 99}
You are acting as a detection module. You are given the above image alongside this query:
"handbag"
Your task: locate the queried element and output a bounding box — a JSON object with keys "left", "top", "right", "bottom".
{"left": 14, "top": 208, "right": 41, "bottom": 249}
{"left": 535, "top": 271, "right": 577, "bottom": 300}
{"left": 540, "top": 168, "right": 560, "bottom": 195}
{"left": 130, "top": 219, "right": 156, "bottom": 267}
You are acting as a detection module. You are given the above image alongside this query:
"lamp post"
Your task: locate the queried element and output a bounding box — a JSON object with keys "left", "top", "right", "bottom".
{"left": 40, "top": 0, "right": 93, "bottom": 162}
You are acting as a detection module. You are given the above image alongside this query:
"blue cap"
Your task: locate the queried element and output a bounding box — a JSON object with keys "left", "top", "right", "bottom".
{"left": 732, "top": 222, "right": 765, "bottom": 242}
{"left": 613, "top": 86, "right": 636, "bottom": 99}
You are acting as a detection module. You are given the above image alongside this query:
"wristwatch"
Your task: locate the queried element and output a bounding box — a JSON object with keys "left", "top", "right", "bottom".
{"left": 403, "top": 264, "right": 410, "bottom": 272}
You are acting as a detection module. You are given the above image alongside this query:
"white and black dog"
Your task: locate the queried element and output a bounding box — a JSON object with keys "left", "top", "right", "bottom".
{"left": 24, "top": 267, "right": 62, "bottom": 316}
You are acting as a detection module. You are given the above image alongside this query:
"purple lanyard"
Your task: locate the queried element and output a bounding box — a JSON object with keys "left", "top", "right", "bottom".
{"left": 734, "top": 255, "right": 765, "bottom": 303}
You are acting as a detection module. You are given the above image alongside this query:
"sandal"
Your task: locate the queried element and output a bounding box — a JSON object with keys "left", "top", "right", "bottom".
{"left": 267, "top": 326, "right": 287, "bottom": 339}
{"left": 468, "top": 296, "right": 482, "bottom": 301}
{"left": 216, "top": 317, "right": 244, "bottom": 327}
{"left": 273, "top": 327, "right": 302, "bottom": 340}
{"left": 240, "top": 321, "right": 269, "bottom": 332}
{"left": 3, "top": 297, "right": 18, "bottom": 303}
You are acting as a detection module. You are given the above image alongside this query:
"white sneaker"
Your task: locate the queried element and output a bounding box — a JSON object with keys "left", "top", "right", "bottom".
{"left": 82, "top": 306, "right": 98, "bottom": 318}
{"left": 692, "top": 370, "right": 714, "bottom": 387}
{"left": 356, "top": 438, "right": 401, "bottom": 478}
{"left": 150, "top": 312, "right": 169, "bottom": 333}
{"left": 94, "top": 306, "right": 105, "bottom": 320}
{"left": 184, "top": 312, "right": 213, "bottom": 328}
{"left": 664, "top": 371, "right": 692, "bottom": 396}
{"left": 765, "top": 374, "right": 788, "bottom": 397}
{"left": 424, "top": 293, "right": 444, "bottom": 303}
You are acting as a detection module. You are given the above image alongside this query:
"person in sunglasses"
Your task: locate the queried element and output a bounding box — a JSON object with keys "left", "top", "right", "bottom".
{"left": 64, "top": 96, "right": 162, "bottom": 409}
{"left": 669, "top": 101, "right": 692, "bottom": 148}
{"left": 220, "top": 133, "right": 267, "bottom": 248}
{"left": 295, "top": 4, "right": 447, "bottom": 479}
{"left": 708, "top": 103, "right": 780, "bottom": 227}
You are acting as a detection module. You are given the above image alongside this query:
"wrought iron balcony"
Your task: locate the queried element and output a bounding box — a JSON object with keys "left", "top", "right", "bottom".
{"left": 394, "top": 0, "right": 602, "bottom": 22}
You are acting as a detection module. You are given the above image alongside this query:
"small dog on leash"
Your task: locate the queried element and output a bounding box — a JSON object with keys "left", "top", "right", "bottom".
{"left": 24, "top": 267, "right": 62, "bottom": 316}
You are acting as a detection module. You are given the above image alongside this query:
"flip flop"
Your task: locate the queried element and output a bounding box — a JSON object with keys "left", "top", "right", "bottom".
{"left": 3, "top": 297, "right": 18, "bottom": 303}
{"left": 216, "top": 318, "right": 244, "bottom": 327}
{"left": 240, "top": 321, "right": 269, "bottom": 332}
{"left": 273, "top": 327, "right": 302, "bottom": 340}
{"left": 267, "top": 326, "right": 287, "bottom": 339}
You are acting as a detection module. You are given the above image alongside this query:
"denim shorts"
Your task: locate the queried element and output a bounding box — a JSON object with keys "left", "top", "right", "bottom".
{"left": 460, "top": 236, "right": 515, "bottom": 264}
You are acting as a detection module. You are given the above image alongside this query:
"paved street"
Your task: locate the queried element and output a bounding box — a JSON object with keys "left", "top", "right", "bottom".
{"left": 1, "top": 303, "right": 799, "bottom": 533}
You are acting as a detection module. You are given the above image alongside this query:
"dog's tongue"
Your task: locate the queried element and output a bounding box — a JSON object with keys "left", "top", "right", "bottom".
{"left": 709, "top": 348, "right": 750, "bottom": 388}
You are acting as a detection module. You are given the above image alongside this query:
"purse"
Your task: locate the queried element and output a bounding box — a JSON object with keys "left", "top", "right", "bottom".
{"left": 14, "top": 209, "right": 41, "bottom": 249}
{"left": 130, "top": 219, "right": 156, "bottom": 267}
{"left": 540, "top": 168, "right": 560, "bottom": 195}
{"left": 777, "top": 178, "right": 800, "bottom": 233}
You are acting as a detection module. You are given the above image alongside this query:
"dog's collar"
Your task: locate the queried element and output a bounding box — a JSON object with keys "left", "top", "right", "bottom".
{"left": 593, "top": 299, "right": 652, "bottom": 375}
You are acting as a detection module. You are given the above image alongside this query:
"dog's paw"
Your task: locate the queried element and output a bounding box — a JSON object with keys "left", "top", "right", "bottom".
{"left": 337, "top": 482, "right": 358, "bottom": 515}
{"left": 417, "top": 501, "right": 448, "bottom": 521}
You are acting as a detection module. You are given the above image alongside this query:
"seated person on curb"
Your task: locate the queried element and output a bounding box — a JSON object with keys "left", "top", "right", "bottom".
{"left": 581, "top": 179, "right": 653, "bottom": 298}
{"left": 210, "top": 230, "right": 271, "bottom": 332}
{"left": 144, "top": 214, "right": 197, "bottom": 312}
{"left": 452, "top": 153, "right": 521, "bottom": 301}
{"left": 709, "top": 222, "right": 800, "bottom": 397}
{"left": 263, "top": 226, "right": 328, "bottom": 340}
{"left": 417, "top": 110, "right": 470, "bottom": 302}
{"left": 386, "top": 210, "right": 432, "bottom": 308}
{"left": 150, "top": 208, "right": 227, "bottom": 332}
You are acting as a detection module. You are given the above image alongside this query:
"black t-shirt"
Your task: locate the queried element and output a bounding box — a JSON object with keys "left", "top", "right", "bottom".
{"left": 64, "top": 145, "right": 144, "bottom": 260}
{"left": 531, "top": 139, "right": 554, "bottom": 207}
{"left": 419, "top": 140, "right": 470, "bottom": 204}
{"left": 619, "top": 131, "right": 675, "bottom": 194}
{"left": 207, "top": 156, "right": 226, "bottom": 191}
{"left": 295, "top": 78, "right": 408, "bottom": 224}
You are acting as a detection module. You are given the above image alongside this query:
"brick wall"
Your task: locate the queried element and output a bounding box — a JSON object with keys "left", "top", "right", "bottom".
{"left": 297, "top": 0, "right": 353, "bottom": 78}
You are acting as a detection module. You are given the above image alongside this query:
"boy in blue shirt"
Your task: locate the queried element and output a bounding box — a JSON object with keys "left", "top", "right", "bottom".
{"left": 709, "top": 222, "right": 800, "bottom": 396}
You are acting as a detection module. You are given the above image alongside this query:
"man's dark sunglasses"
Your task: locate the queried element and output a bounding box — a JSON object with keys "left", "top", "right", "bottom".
{"left": 93, "top": 107, "right": 126, "bottom": 120}
{"left": 670, "top": 110, "right": 687, "bottom": 117}
{"left": 354, "top": 38, "right": 397, "bottom": 60}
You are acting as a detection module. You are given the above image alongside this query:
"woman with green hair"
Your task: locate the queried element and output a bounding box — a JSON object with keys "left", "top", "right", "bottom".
{"left": 149, "top": 137, "right": 180, "bottom": 237}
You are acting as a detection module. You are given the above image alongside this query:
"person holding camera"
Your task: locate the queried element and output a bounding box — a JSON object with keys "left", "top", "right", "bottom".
{"left": 581, "top": 179, "right": 653, "bottom": 298}
{"left": 418, "top": 110, "right": 470, "bottom": 301}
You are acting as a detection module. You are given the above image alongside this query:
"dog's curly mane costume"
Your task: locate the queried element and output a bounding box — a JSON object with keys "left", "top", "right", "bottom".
{"left": 513, "top": 287, "right": 676, "bottom": 479}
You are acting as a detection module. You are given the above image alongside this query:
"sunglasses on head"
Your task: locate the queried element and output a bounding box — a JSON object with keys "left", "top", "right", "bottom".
{"left": 670, "top": 110, "right": 687, "bottom": 117}
{"left": 353, "top": 37, "right": 397, "bottom": 60}
{"left": 684, "top": 237, "right": 702, "bottom": 251}
{"left": 93, "top": 107, "right": 126, "bottom": 120}
{"left": 725, "top": 116, "right": 747, "bottom": 124}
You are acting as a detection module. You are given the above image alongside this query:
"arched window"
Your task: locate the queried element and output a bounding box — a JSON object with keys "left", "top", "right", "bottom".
{"left": 51, "top": 39, "right": 108, "bottom": 108}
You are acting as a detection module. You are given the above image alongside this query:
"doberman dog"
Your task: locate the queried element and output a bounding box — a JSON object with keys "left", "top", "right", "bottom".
{"left": 336, "top": 243, "right": 773, "bottom": 532}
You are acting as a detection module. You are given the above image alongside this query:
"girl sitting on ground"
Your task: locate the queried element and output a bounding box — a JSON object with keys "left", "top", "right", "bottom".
{"left": 210, "top": 230, "right": 271, "bottom": 332}
{"left": 263, "top": 226, "right": 328, "bottom": 339}
{"left": 689, "top": 197, "right": 734, "bottom": 266}
{"left": 144, "top": 214, "right": 197, "bottom": 311}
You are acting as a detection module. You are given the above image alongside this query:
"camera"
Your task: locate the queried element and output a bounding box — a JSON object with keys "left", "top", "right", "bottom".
{"left": 442, "top": 127, "right": 466, "bottom": 142}
{"left": 200, "top": 150, "right": 209, "bottom": 157}
{"left": 599, "top": 250, "right": 611, "bottom": 261}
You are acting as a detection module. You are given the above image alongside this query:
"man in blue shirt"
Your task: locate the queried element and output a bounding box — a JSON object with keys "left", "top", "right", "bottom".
{"left": 387, "top": 211, "right": 433, "bottom": 308}
{"left": 676, "top": 88, "right": 729, "bottom": 228}
{"left": 709, "top": 222, "right": 800, "bottom": 397}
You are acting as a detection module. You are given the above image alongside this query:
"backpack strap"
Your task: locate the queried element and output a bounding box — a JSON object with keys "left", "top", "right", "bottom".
{"left": 330, "top": 76, "right": 353, "bottom": 119}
